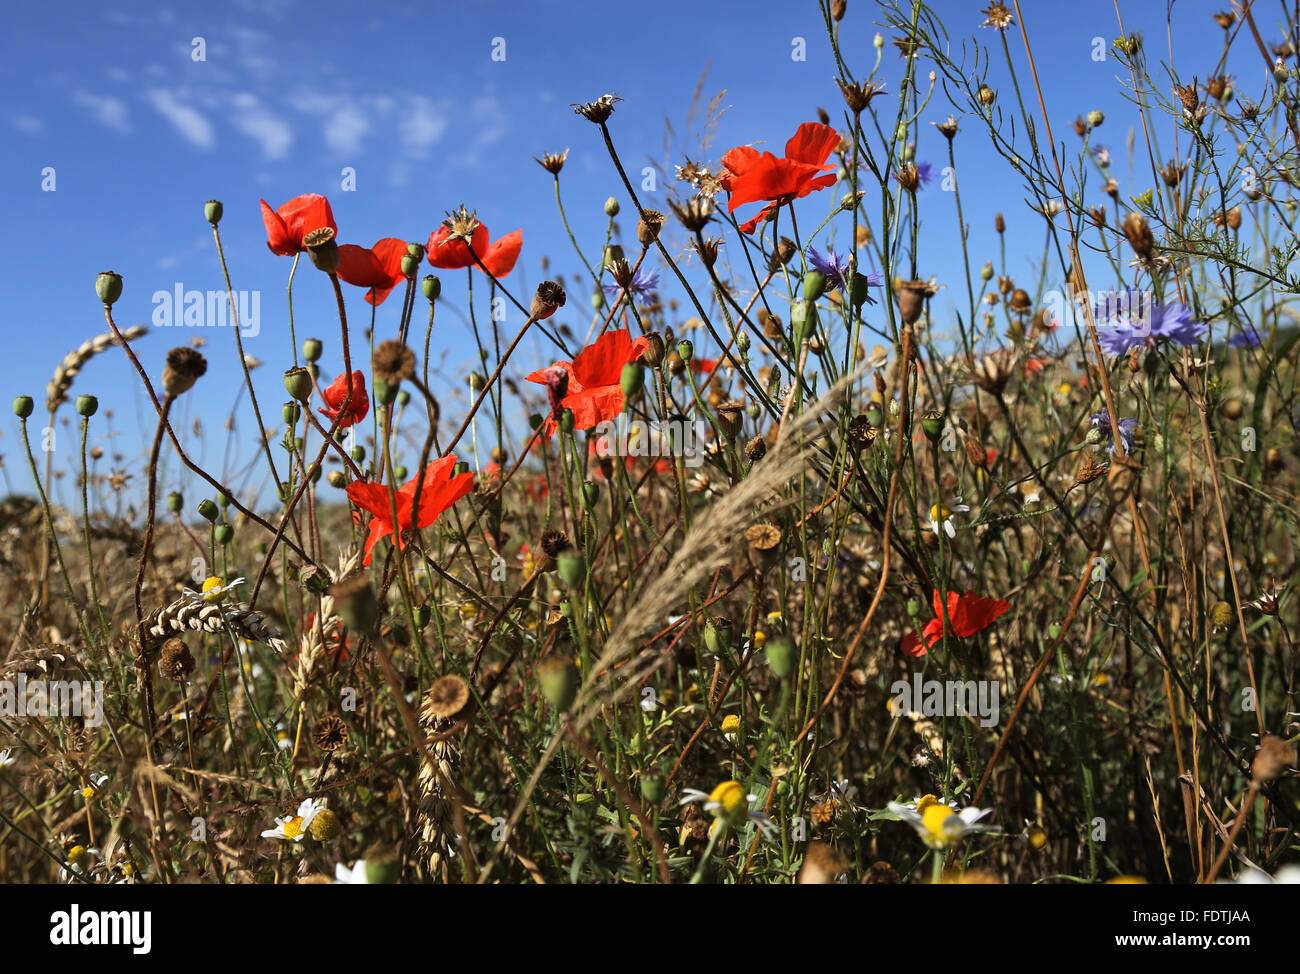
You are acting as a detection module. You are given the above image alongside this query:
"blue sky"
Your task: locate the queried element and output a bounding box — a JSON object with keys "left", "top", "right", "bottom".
{"left": 0, "top": 0, "right": 1267, "bottom": 505}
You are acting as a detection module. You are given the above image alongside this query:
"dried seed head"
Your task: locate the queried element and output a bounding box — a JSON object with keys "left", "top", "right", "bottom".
{"left": 1213, "top": 10, "right": 1235, "bottom": 28}
{"left": 1160, "top": 161, "right": 1186, "bottom": 187}
{"left": 695, "top": 235, "right": 722, "bottom": 267}
{"left": 968, "top": 348, "right": 1015, "bottom": 394}
{"left": 158, "top": 638, "right": 194, "bottom": 681}
{"left": 837, "top": 78, "right": 887, "bottom": 115}
{"left": 715, "top": 400, "right": 744, "bottom": 441}
{"left": 328, "top": 572, "right": 379, "bottom": 634}
{"left": 531, "top": 280, "right": 567, "bottom": 321}
{"left": 540, "top": 529, "right": 572, "bottom": 560}
{"left": 772, "top": 237, "right": 797, "bottom": 269}
{"left": 163, "top": 347, "right": 208, "bottom": 397}
{"left": 572, "top": 94, "right": 621, "bottom": 124}
{"left": 895, "top": 279, "right": 930, "bottom": 325}
{"left": 1253, "top": 734, "right": 1296, "bottom": 782}
{"left": 1174, "top": 78, "right": 1200, "bottom": 114}
{"left": 746, "top": 523, "right": 783, "bottom": 571}
{"left": 670, "top": 196, "right": 714, "bottom": 232}
{"left": 934, "top": 114, "right": 960, "bottom": 140}
{"left": 980, "top": 2, "right": 1014, "bottom": 30}
{"left": 423, "top": 675, "right": 471, "bottom": 722}
{"left": 894, "top": 162, "right": 923, "bottom": 194}
{"left": 313, "top": 714, "right": 348, "bottom": 752}
{"left": 1206, "top": 75, "right": 1229, "bottom": 101}
{"left": 798, "top": 842, "right": 848, "bottom": 884}
{"left": 303, "top": 226, "right": 340, "bottom": 273}
{"left": 534, "top": 148, "right": 570, "bottom": 175}
{"left": 745, "top": 435, "right": 767, "bottom": 462}
{"left": 1121, "top": 212, "right": 1154, "bottom": 257}
{"left": 641, "top": 332, "right": 665, "bottom": 366}
{"left": 372, "top": 340, "right": 416, "bottom": 385}
{"left": 636, "top": 210, "right": 665, "bottom": 247}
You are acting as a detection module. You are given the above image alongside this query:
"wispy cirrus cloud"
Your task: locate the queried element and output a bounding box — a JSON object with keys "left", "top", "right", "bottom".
{"left": 12, "top": 114, "right": 44, "bottom": 135}
{"left": 229, "top": 93, "right": 293, "bottom": 159}
{"left": 71, "top": 89, "right": 131, "bottom": 133}
{"left": 143, "top": 88, "right": 215, "bottom": 149}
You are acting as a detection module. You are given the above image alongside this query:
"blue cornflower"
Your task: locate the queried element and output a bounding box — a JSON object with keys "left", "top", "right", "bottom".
{"left": 1090, "top": 411, "right": 1139, "bottom": 455}
{"left": 807, "top": 245, "right": 853, "bottom": 291}
{"left": 916, "top": 161, "right": 936, "bottom": 186}
{"left": 1093, "top": 291, "right": 1206, "bottom": 356}
{"left": 602, "top": 267, "right": 660, "bottom": 298}
{"left": 1230, "top": 323, "right": 1263, "bottom": 348}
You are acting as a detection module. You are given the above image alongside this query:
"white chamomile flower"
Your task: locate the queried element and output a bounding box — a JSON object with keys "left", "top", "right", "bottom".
{"left": 261, "top": 798, "right": 325, "bottom": 843}
{"left": 0, "top": 748, "right": 15, "bottom": 771}
{"left": 334, "top": 860, "right": 370, "bottom": 884}
{"left": 185, "top": 576, "right": 246, "bottom": 604}
{"left": 60, "top": 844, "right": 100, "bottom": 882}
{"left": 680, "top": 780, "right": 778, "bottom": 839}
{"left": 1222, "top": 864, "right": 1300, "bottom": 884}
{"left": 928, "top": 498, "right": 970, "bottom": 538}
{"left": 887, "top": 797, "right": 997, "bottom": 849}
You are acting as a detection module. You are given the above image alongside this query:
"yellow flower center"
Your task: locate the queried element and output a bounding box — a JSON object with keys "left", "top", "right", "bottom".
{"left": 68, "top": 845, "right": 86, "bottom": 864}
{"left": 281, "top": 816, "right": 305, "bottom": 840}
{"left": 921, "top": 804, "right": 956, "bottom": 845}
{"left": 752, "top": 631, "right": 767, "bottom": 650}
{"left": 915, "top": 794, "right": 942, "bottom": 814}
{"left": 81, "top": 786, "right": 96, "bottom": 800}
{"left": 201, "top": 576, "right": 226, "bottom": 602}
{"left": 708, "top": 780, "right": 747, "bottom": 817}
{"left": 930, "top": 504, "right": 951, "bottom": 522}
{"left": 720, "top": 715, "right": 741, "bottom": 735}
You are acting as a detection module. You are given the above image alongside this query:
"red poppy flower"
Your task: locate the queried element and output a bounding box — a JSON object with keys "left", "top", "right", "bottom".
{"left": 691, "top": 357, "right": 718, "bottom": 375}
{"left": 318, "top": 370, "right": 370, "bottom": 429}
{"left": 337, "top": 238, "right": 408, "bottom": 306}
{"left": 901, "top": 589, "right": 1011, "bottom": 658}
{"left": 260, "top": 194, "right": 337, "bottom": 257}
{"left": 720, "top": 123, "right": 840, "bottom": 234}
{"left": 525, "top": 329, "right": 649, "bottom": 438}
{"left": 346, "top": 456, "right": 474, "bottom": 565}
{"left": 426, "top": 224, "right": 522, "bottom": 277}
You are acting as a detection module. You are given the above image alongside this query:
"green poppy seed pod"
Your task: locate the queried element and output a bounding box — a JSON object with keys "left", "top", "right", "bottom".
{"left": 766, "top": 638, "right": 797, "bottom": 679}
{"left": 791, "top": 300, "right": 817, "bottom": 344}
{"left": 204, "top": 200, "right": 223, "bottom": 224}
{"left": 1047, "top": 622, "right": 1062, "bottom": 640}
{"left": 394, "top": 465, "right": 408, "bottom": 481}
{"left": 921, "top": 409, "right": 944, "bottom": 442}
{"left": 214, "top": 523, "right": 234, "bottom": 545}
{"left": 310, "top": 465, "right": 322, "bottom": 483}
{"left": 397, "top": 389, "right": 410, "bottom": 406}
{"left": 907, "top": 598, "right": 922, "bottom": 617}
{"left": 373, "top": 377, "right": 398, "bottom": 406}
{"left": 282, "top": 401, "right": 300, "bottom": 425}
{"left": 95, "top": 271, "right": 123, "bottom": 307}
{"left": 412, "top": 605, "right": 431, "bottom": 628}
{"left": 453, "top": 461, "right": 469, "bottom": 476}
{"left": 677, "top": 339, "right": 693, "bottom": 363}
{"left": 422, "top": 275, "right": 441, "bottom": 302}
{"left": 1086, "top": 109, "right": 1104, "bottom": 128}
{"left": 166, "top": 491, "right": 183, "bottom": 513}
{"left": 592, "top": 290, "right": 605, "bottom": 310}
{"left": 284, "top": 367, "right": 313, "bottom": 403}
{"left": 528, "top": 412, "right": 543, "bottom": 430}
{"left": 581, "top": 480, "right": 600, "bottom": 509}
{"left": 327, "top": 471, "right": 346, "bottom": 488}
{"left": 865, "top": 402, "right": 884, "bottom": 428}
{"left": 559, "top": 600, "right": 574, "bottom": 618}
{"left": 559, "top": 409, "right": 575, "bottom": 435}
{"left": 219, "top": 492, "right": 231, "bottom": 509}
{"left": 640, "top": 769, "right": 665, "bottom": 804}
{"left": 76, "top": 395, "right": 98, "bottom": 417}
{"left": 401, "top": 252, "right": 421, "bottom": 278}
{"left": 302, "top": 338, "right": 323, "bottom": 363}
{"left": 603, "top": 245, "right": 625, "bottom": 268}
{"left": 12, "top": 396, "right": 33, "bottom": 419}
{"left": 803, "top": 270, "right": 828, "bottom": 301}
{"left": 620, "top": 362, "right": 644, "bottom": 399}
{"left": 703, "top": 618, "right": 733, "bottom": 656}
{"left": 351, "top": 445, "right": 366, "bottom": 462}
{"left": 848, "top": 272, "right": 876, "bottom": 309}
{"left": 537, "top": 656, "right": 580, "bottom": 711}
{"left": 556, "top": 552, "right": 587, "bottom": 589}
{"left": 197, "top": 499, "right": 219, "bottom": 523}
{"left": 604, "top": 197, "right": 620, "bottom": 217}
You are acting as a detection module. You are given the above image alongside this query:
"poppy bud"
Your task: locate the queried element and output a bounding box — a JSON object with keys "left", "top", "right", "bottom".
{"left": 703, "top": 618, "right": 733, "bottom": 655}
{"left": 803, "top": 270, "right": 828, "bottom": 301}
{"left": 921, "top": 409, "right": 944, "bottom": 441}
{"left": 302, "top": 338, "right": 323, "bottom": 363}
{"left": 641, "top": 769, "right": 665, "bottom": 804}
{"left": 351, "top": 445, "right": 366, "bottom": 462}
{"left": 766, "top": 638, "right": 797, "bottom": 679}
{"left": 528, "top": 412, "right": 543, "bottom": 430}
{"left": 167, "top": 491, "right": 183, "bottom": 513}
{"left": 214, "top": 523, "right": 234, "bottom": 545}
{"left": 604, "top": 197, "right": 620, "bottom": 217}
{"left": 995, "top": 213, "right": 1006, "bottom": 233}
{"left": 373, "top": 377, "right": 398, "bottom": 406}
{"left": 284, "top": 367, "right": 313, "bottom": 403}
{"left": 677, "top": 339, "right": 693, "bottom": 363}
{"left": 603, "top": 245, "right": 626, "bottom": 269}
{"left": 76, "top": 395, "right": 98, "bottom": 417}
{"left": 92, "top": 273, "right": 126, "bottom": 313}
{"left": 791, "top": 300, "right": 817, "bottom": 345}
{"left": 537, "top": 656, "right": 580, "bottom": 711}
{"left": 907, "top": 599, "right": 921, "bottom": 617}
{"left": 621, "top": 362, "right": 644, "bottom": 399}
{"left": 559, "top": 409, "right": 575, "bottom": 434}
{"left": 581, "top": 480, "right": 600, "bottom": 509}
{"left": 282, "top": 402, "right": 300, "bottom": 425}
{"left": 197, "top": 499, "right": 219, "bottom": 522}
{"left": 394, "top": 464, "right": 408, "bottom": 481}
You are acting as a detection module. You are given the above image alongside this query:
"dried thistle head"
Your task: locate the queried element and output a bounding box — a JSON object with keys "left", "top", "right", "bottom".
{"left": 836, "top": 78, "right": 887, "bottom": 115}
{"left": 534, "top": 148, "right": 570, "bottom": 175}
{"left": 669, "top": 196, "right": 714, "bottom": 233}
{"left": 531, "top": 280, "right": 567, "bottom": 321}
{"left": 372, "top": 340, "right": 416, "bottom": 385}
{"left": 158, "top": 638, "right": 194, "bottom": 681}
{"left": 979, "top": 2, "right": 1014, "bottom": 30}
{"left": 572, "top": 94, "right": 621, "bottom": 124}
{"left": 422, "top": 675, "right": 471, "bottom": 723}
{"left": 1121, "top": 212, "right": 1154, "bottom": 258}
{"left": 313, "top": 714, "right": 349, "bottom": 752}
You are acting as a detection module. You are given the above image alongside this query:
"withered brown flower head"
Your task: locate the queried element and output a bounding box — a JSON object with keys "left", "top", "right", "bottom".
{"left": 1253, "top": 734, "right": 1296, "bottom": 783}
{"left": 836, "top": 78, "right": 888, "bottom": 115}
{"left": 864, "top": 860, "right": 900, "bottom": 883}
{"left": 980, "top": 2, "right": 1014, "bottom": 30}
{"left": 422, "top": 675, "right": 471, "bottom": 722}
{"left": 158, "top": 637, "right": 194, "bottom": 681}
{"left": 798, "top": 841, "right": 848, "bottom": 884}
{"left": 669, "top": 195, "right": 714, "bottom": 232}
{"left": 675, "top": 159, "right": 725, "bottom": 198}
{"left": 1174, "top": 78, "right": 1200, "bottom": 114}
{"left": 636, "top": 209, "right": 665, "bottom": 247}
{"left": 1159, "top": 161, "right": 1186, "bottom": 187}
{"left": 313, "top": 714, "right": 348, "bottom": 752}
{"left": 893, "top": 33, "right": 923, "bottom": 58}
{"left": 934, "top": 114, "right": 960, "bottom": 140}
{"left": 572, "top": 93, "right": 621, "bottom": 124}
{"left": 1205, "top": 75, "right": 1230, "bottom": 101}
{"left": 893, "top": 162, "right": 924, "bottom": 194}
{"left": 746, "top": 523, "right": 783, "bottom": 571}
{"left": 1121, "top": 212, "right": 1154, "bottom": 257}
{"left": 715, "top": 400, "right": 744, "bottom": 440}
{"left": 441, "top": 205, "right": 482, "bottom": 244}
{"left": 540, "top": 529, "right": 572, "bottom": 559}
{"left": 372, "top": 340, "right": 416, "bottom": 385}
{"left": 968, "top": 348, "right": 1015, "bottom": 394}
{"left": 163, "top": 346, "right": 208, "bottom": 397}
{"left": 895, "top": 278, "right": 932, "bottom": 325}
{"left": 303, "top": 226, "right": 340, "bottom": 273}
{"left": 695, "top": 235, "right": 723, "bottom": 268}
{"left": 534, "top": 148, "right": 570, "bottom": 175}
{"left": 771, "top": 236, "right": 798, "bottom": 270}
{"left": 531, "top": 280, "right": 567, "bottom": 321}
{"left": 1213, "top": 10, "right": 1235, "bottom": 28}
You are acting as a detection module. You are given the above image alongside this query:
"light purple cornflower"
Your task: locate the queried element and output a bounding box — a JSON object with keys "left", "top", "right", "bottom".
{"left": 602, "top": 267, "right": 660, "bottom": 298}
{"left": 807, "top": 246, "right": 882, "bottom": 304}
{"left": 1090, "top": 411, "right": 1139, "bottom": 455}
{"left": 1092, "top": 291, "right": 1206, "bottom": 356}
